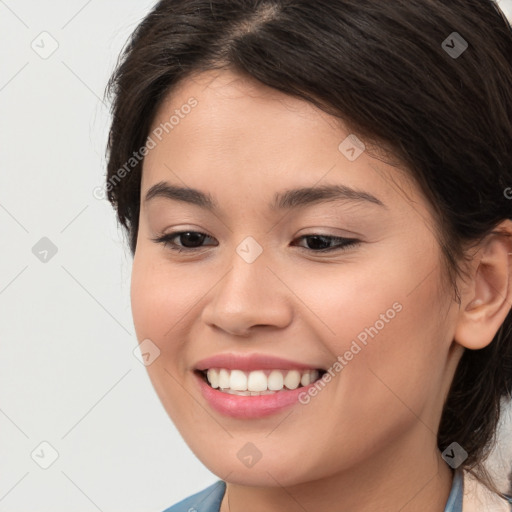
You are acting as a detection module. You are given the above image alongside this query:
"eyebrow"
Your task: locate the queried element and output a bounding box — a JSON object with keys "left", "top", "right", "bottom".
{"left": 144, "top": 181, "right": 386, "bottom": 211}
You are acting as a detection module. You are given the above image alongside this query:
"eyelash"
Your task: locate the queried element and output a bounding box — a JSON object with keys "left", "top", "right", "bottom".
{"left": 151, "top": 230, "right": 360, "bottom": 254}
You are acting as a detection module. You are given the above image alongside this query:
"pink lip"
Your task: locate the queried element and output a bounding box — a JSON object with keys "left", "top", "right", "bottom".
{"left": 193, "top": 371, "right": 323, "bottom": 419}
{"left": 194, "top": 352, "right": 323, "bottom": 372}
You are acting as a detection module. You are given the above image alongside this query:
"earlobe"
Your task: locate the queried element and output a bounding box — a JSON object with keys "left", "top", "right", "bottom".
{"left": 454, "top": 220, "right": 512, "bottom": 351}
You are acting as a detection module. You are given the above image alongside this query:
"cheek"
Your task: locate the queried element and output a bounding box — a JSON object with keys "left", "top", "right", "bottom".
{"left": 130, "top": 253, "right": 199, "bottom": 352}
{"left": 130, "top": 253, "right": 199, "bottom": 421}
{"left": 131, "top": 258, "right": 165, "bottom": 342}
{"left": 290, "top": 243, "right": 447, "bottom": 412}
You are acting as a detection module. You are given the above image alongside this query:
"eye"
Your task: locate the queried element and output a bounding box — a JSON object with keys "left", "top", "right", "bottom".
{"left": 151, "top": 230, "right": 217, "bottom": 252}
{"left": 152, "top": 230, "right": 360, "bottom": 253}
{"left": 292, "top": 234, "right": 360, "bottom": 252}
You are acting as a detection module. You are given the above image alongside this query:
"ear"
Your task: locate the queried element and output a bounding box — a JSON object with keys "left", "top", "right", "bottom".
{"left": 454, "top": 220, "right": 512, "bottom": 350}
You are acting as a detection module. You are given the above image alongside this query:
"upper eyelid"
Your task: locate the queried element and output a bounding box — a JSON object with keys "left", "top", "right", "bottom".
{"left": 156, "top": 230, "right": 355, "bottom": 241}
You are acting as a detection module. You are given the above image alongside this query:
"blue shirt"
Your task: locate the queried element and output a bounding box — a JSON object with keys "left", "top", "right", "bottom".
{"left": 162, "top": 468, "right": 464, "bottom": 512}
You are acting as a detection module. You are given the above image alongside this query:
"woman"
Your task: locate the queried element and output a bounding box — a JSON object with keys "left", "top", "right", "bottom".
{"left": 104, "top": 1, "right": 512, "bottom": 510}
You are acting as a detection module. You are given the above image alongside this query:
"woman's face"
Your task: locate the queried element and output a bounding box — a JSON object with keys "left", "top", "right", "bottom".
{"left": 131, "top": 69, "right": 462, "bottom": 486}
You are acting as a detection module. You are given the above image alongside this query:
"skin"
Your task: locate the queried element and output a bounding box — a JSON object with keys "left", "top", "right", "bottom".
{"left": 130, "top": 68, "right": 512, "bottom": 512}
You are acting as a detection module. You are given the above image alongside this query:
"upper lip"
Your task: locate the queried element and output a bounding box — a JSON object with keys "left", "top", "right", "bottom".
{"left": 194, "top": 353, "right": 325, "bottom": 372}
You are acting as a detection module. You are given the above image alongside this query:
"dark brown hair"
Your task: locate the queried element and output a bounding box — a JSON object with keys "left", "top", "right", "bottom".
{"left": 105, "top": 0, "right": 512, "bottom": 501}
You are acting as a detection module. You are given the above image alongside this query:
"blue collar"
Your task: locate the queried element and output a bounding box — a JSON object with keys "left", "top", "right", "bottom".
{"left": 163, "top": 468, "right": 464, "bottom": 512}
{"left": 444, "top": 469, "right": 464, "bottom": 512}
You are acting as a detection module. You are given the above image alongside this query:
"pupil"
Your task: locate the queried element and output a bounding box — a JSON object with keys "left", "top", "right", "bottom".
{"left": 181, "top": 232, "right": 205, "bottom": 247}
{"left": 308, "top": 235, "right": 330, "bottom": 250}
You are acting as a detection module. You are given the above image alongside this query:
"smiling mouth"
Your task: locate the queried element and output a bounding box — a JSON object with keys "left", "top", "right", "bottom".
{"left": 195, "top": 368, "right": 327, "bottom": 395}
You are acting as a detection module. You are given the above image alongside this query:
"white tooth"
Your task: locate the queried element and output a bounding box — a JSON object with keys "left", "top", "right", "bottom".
{"left": 207, "top": 369, "right": 219, "bottom": 388}
{"left": 300, "top": 372, "right": 311, "bottom": 386}
{"left": 214, "top": 368, "right": 317, "bottom": 392}
{"left": 267, "top": 370, "right": 284, "bottom": 390}
{"left": 227, "top": 390, "right": 250, "bottom": 395}
{"left": 218, "top": 369, "right": 230, "bottom": 389}
{"left": 230, "top": 369, "right": 247, "bottom": 391}
{"left": 284, "top": 370, "right": 301, "bottom": 389}
{"left": 247, "top": 371, "right": 267, "bottom": 392}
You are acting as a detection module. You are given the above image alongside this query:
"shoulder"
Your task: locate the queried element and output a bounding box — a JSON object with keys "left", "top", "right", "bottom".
{"left": 462, "top": 471, "right": 511, "bottom": 512}
{"left": 161, "top": 480, "right": 226, "bottom": 512}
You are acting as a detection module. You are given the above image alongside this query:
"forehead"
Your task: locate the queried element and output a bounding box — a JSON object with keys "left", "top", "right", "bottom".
{"left": 154, "top": 68, "right": 334, "bottom": 128}
{"left": 141, "top": 69, "right": 426, "bottom": 220}
{"left": 145, "top": 68, "right": 346, "bottom": 168}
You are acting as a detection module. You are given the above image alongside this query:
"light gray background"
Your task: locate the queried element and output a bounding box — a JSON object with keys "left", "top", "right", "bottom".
{"left": 1, "top": 1, "right": 511, "bottom": 511}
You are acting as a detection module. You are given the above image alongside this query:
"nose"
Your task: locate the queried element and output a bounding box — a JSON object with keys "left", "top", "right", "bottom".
{"left": 200, "top": 252, "right": 293, "bottom": 337}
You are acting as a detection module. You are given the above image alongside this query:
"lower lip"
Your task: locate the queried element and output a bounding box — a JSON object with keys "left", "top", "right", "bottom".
{"left": 194, "top": 371, "right": 321, "bottom": 419}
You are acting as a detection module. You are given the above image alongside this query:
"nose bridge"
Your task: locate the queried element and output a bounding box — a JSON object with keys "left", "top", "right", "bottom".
{"left": 217, "top": 239, "right": 276, "bottom": 312}
{"left": 201, "top": 236, "right": 293, "bottom": 334}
